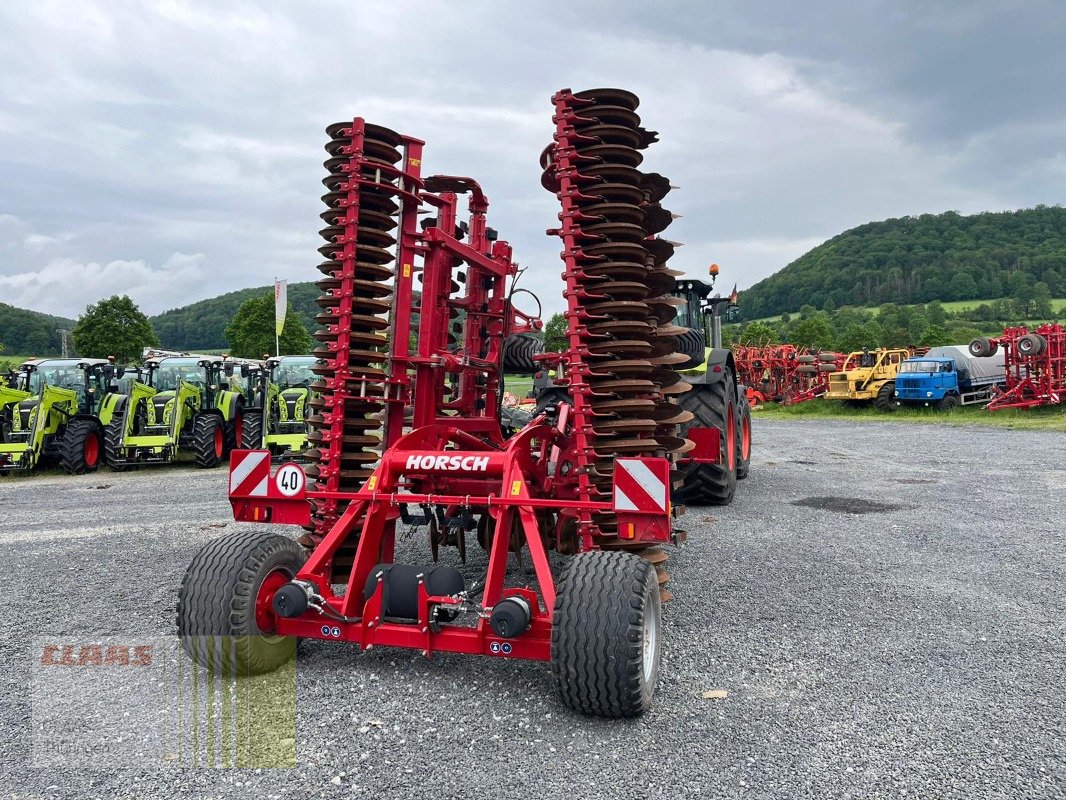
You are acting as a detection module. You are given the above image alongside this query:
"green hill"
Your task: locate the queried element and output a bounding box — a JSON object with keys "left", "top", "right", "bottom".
{"left": 0, "top": 303, "right": 76, "bottom": 356}
{"left": 739, "top": 206, "right": 1066, "bottom": 319}
{"left": 150, "top": 282, "right": 320, "bottom": 351}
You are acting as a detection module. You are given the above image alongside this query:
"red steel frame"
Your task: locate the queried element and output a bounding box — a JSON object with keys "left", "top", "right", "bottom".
{"left": 985, "top": 324, "right": 1065, "bottom": 410}
{"left": 734, "top": 344, "right": 843, "bottom": 406}
{"left": 229, "top": 118, "right": 673, "bottom": 663}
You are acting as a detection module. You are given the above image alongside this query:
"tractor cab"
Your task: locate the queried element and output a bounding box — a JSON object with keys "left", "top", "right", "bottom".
{"left": 241, "top": 355, "right": 316, "bottom": 456}
{"left": 19, "top": 359, "right": 115, "bottom": 415}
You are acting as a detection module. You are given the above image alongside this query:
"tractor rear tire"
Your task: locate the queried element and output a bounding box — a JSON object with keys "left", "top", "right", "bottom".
{"left": 242, "top": 413, "right": 265, "bottom": 450}
{"left": 104, "top": 415, "right": 133, "bottom": 471}
{"left": 670, "top": 328, "right": 707, "bottom": 371}
{"left": 502, "top": 333, "right": 543, "bottom": 374}
{"left": 551, "top": 551, "right": 660, "bottom": 717}
{"left": 193, "top": 414, "right": 226, "bottom": 468}
{"left": 60, "top": 419, "right": 102, "bottom": 475}
{"left": 675, "top": 370, "right": 737, "bottom": 505}
{"left": 873, "top": 382, "right": 898, "bottom": 412}
{"left": 736, "top": 389, "right": 751, "bottom": 480}
{"left": 177, "top": 531, "right": 306, "bottom": 676}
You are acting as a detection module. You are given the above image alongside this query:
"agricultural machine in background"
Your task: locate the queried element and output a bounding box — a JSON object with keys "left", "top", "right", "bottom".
{"left": 104, "top": 354, "right": 247, "bottom": 469}
{"left": 971, "top": 324, "right": 1066, "bottom": 410}
{"left": 0, "top": 358, "right": 122, "bottom": 474}
{"left": 241, "top": 355, "right": 316, "bottom": 456}
{"left": 179, "top": 87, "right": 742, "bottom": 717}
{"left": 733, "top": 345, "right": 843, "bottom": 406}
{"left": 895, "top": 345, "right": 1006, "bottom": 409}
{"left": 824, "top": 347, "right": 911, "bottom": 410}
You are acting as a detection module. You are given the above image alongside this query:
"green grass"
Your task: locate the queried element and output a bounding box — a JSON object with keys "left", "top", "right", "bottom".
{"left": 755, "top": 398, "right": 1066, "bottom": 432}
{"left": 746, "top": 297, "right": 1066, "bottom": 324}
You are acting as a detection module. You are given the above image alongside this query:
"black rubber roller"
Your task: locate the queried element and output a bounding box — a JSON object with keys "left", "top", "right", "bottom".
{"left": 490, "top": 596, "right": 532, "bottom": 638}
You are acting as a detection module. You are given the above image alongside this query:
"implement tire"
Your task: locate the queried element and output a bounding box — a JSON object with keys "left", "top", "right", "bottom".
{"left": 60, "top": 418, "right": 102, "bottom": 475}
{"left": 502, "top": 333, "right": 543, "bottom": 374}
{"left": 873, "top": 382, "right": 898, "bottom": 412}
{"left": 177, "top": 531, "right": 306, "bottom": 676}
{"left": 551, "top": 551, "right": 661, "bottom": 718}
{"left": 193, "top": 413, "right": 226, "bottom": 468}
{"left": 675, "top": 368, "right": 737, "bottom": 505}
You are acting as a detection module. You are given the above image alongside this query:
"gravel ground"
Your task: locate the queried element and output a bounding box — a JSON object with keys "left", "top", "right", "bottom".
{"left": 2, "top": 419, "right": 1064, "bottom": 799}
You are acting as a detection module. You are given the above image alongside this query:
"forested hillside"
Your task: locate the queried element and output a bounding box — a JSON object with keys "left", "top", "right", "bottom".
{"left": 150, "top": 282, "right": 319, "bottom": 351}
{"left": 739, "top": 206, "right": 1066, "bottom": 319}
{"left": 0, "top": 302, "right": 76, "bottom": 355}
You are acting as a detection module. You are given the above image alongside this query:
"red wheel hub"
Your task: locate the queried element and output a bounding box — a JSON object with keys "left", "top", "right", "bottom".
{"left": 726, "top": 403, "right": 736, "bottom": 472}
{"left": 213, "top": 426, "right": 224, "bottom": 458}
{"left": 84, "top": 433, "right": 100, "bottom": 468}
{"left": 255, "top": 569, "right": 290, "bottom": 634}
{"left": 741, "top": 415, "right": 751, "bottom": 461}
{"left": 235, "top": 412, "right": 243, "bottom": 443}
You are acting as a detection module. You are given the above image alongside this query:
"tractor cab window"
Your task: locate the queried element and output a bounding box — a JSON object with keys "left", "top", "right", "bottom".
{"left": 27, "top": 363, "right": 86, "bottom": 400}
{"left": 673, "top": 292, "right": 701, "bottom": 331}
{"left": 154, "top": 359, "right": 207, "bottom": 392}
{"left": 276, "top": 358, "right": 316, "bottom": 389}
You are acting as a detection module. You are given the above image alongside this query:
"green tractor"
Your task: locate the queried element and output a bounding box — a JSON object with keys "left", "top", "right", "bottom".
{"left": 0, "top": 358, "right": 125, "bottom": 475}
{"left": 103, "top": 354, "right": 247, "bottom": 470}
{"left": 668, "top": 269, "right": 752, "bottom": 506}
{"left": 241, "top": 355, "right": 315, "bottom": 456}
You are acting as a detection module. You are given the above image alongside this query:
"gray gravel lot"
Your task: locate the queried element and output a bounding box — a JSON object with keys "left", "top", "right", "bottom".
{"left": 2, "top": 419, "right": 1064, "bottom": 799}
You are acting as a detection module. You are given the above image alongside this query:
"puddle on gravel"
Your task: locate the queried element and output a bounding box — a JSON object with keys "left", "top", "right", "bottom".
{"left": 791, "top": 496, "right": 906, "bottom": 514}
{"left": 891, "top": 478, "right": 938, "bottom": 485}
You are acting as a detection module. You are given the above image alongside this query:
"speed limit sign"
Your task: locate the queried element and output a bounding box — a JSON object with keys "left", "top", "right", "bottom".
{"left": 274, "top": 464, "right": 306, "bottom": 497}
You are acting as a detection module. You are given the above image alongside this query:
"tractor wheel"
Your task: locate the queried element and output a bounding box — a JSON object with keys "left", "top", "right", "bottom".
{"left": 1018, "top": 334, "right": 1047, "bottom": 357}
{"left": 969, "top": 338, "right": 998, "bottom": 358}
{"left": 502, "top": 333, "right": 543, "bottom": 374}
{"left": 104, "top": 415, "right": 133, "bottom": 471}
{"left": 241, "top": 413, "right": 265, "bottom": 450}
{"left": 669, "top": 328, "right": 707, "bottom": 371}
{"left": 675, "top": 370, "right": 737, "bottom": 506}
{"left": 60, "top": 419, "right": 102, "bottom": 475}
{"left": 177, "top": 531, "right": 306, "bottom": 676}
{"left": 193, "top": 414, "right": 226, "bottom": 468}
{"left": 551, "top": 551, "right": 660, "bottom": 717}
{"left": 936, "top": 394, "right": 961, "bottom": 411}
{"left": 736, "top": 389, "right": 752, "bottom": 480}
{"left": 873, "top": 382, "right": 898, "bottom": 412}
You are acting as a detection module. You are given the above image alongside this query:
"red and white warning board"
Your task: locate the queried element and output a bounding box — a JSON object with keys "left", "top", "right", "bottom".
{"left": 613, "top": 457, "right": 672, "bottom": 543}
{"left": 229, "top": 450, "right": 270, "bottom": 498}
{"left": 613, "top": 458, "right": 669, "bottom": 513}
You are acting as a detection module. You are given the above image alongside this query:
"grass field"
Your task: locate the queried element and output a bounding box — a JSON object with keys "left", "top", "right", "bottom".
{"left": 746, "top": 296, "right": 1066, "bottom": 324}
{"left": 755, "top": 397, "right": 1066, "bottom": 432}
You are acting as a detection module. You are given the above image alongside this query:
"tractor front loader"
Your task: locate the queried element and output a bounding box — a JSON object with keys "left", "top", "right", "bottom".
{"left": 179, "top": 88, "right": 719, "bottom": 717}
{"left": 0, "top": 358, "right": 122, "bottom": 475}
{"left": 104, "top": 355, "right": 246, "bottom": 469}
{"left": 241, "top": 355, "right": 315, "bottom": 456}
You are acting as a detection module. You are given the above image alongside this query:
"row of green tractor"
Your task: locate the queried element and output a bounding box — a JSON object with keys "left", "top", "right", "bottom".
{"left": 0, "top": 353, "right": 316, "bottom": 476}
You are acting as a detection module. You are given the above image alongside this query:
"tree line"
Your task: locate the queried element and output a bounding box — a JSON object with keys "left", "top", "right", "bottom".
{"left": 738, "top": 206, "right": 1066, "bottom": 320}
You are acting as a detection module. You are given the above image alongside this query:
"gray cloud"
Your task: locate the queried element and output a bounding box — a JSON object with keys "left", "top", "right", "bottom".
{"left": 0, "top": 0, "right": 1062, "bottom": 320}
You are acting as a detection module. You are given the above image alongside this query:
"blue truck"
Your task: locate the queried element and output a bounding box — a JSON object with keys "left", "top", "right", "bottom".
{"left": 893, "top": 345, "right": 1006, "bottom": 409}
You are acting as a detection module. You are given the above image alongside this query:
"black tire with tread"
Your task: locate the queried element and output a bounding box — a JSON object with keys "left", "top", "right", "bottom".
{"left": 670, "top": 328, "right": 707, "bottom": 371}
{"left": 242, "top": 412, "right": 265, "bottom": 450}
{"left": 177, "top": 531, "right": 306, "bottom": 676}
{"left": 873, "top": 382, "right": 897, "bottom": 412}
{"left": 192, "top": 413, "right": 225, "bottom": 468}
{"left": 551, "top": 551, "right": 660, "bottom": 717}
{"left": 502, "top": 333, "right": 543, "bottom": 374}
{"left": 60, "top": 418, "right": 102, "bottom": 475}
{"left": 937, "top": 394, "right": 960, "bottom": 411}
{"left": 735, "top": 388, "right": 751, "bottom": 480}
{"left": 675, "top": 370, "right": 737, "bottom": 505}
{"left": 104, "top": 414, "right": 133, "bottom": 471}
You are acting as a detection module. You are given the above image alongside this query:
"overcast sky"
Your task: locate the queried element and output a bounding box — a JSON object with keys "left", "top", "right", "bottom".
{"left": 1, "top": 0, "right": 1063, "bottom": 319}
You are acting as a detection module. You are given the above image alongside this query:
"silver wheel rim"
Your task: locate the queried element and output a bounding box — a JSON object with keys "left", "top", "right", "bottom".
{"left": 642, "top": 596, "right": 658, "bottom": 683}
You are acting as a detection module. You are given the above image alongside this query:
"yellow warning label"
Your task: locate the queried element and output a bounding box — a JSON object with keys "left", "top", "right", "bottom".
{"left": 402, "top": 263, "right": 412, "bottom": 278}
{"left": 367, "top": 475, "right": 377, "bottom": 490}
{"left": 510, "top": 480, "right": 522, "bottom": 496}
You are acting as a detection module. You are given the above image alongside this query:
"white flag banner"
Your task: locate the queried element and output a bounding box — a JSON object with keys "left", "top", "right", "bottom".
{"left": 274, "top": 279, "right": 287, "bottom": 337}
